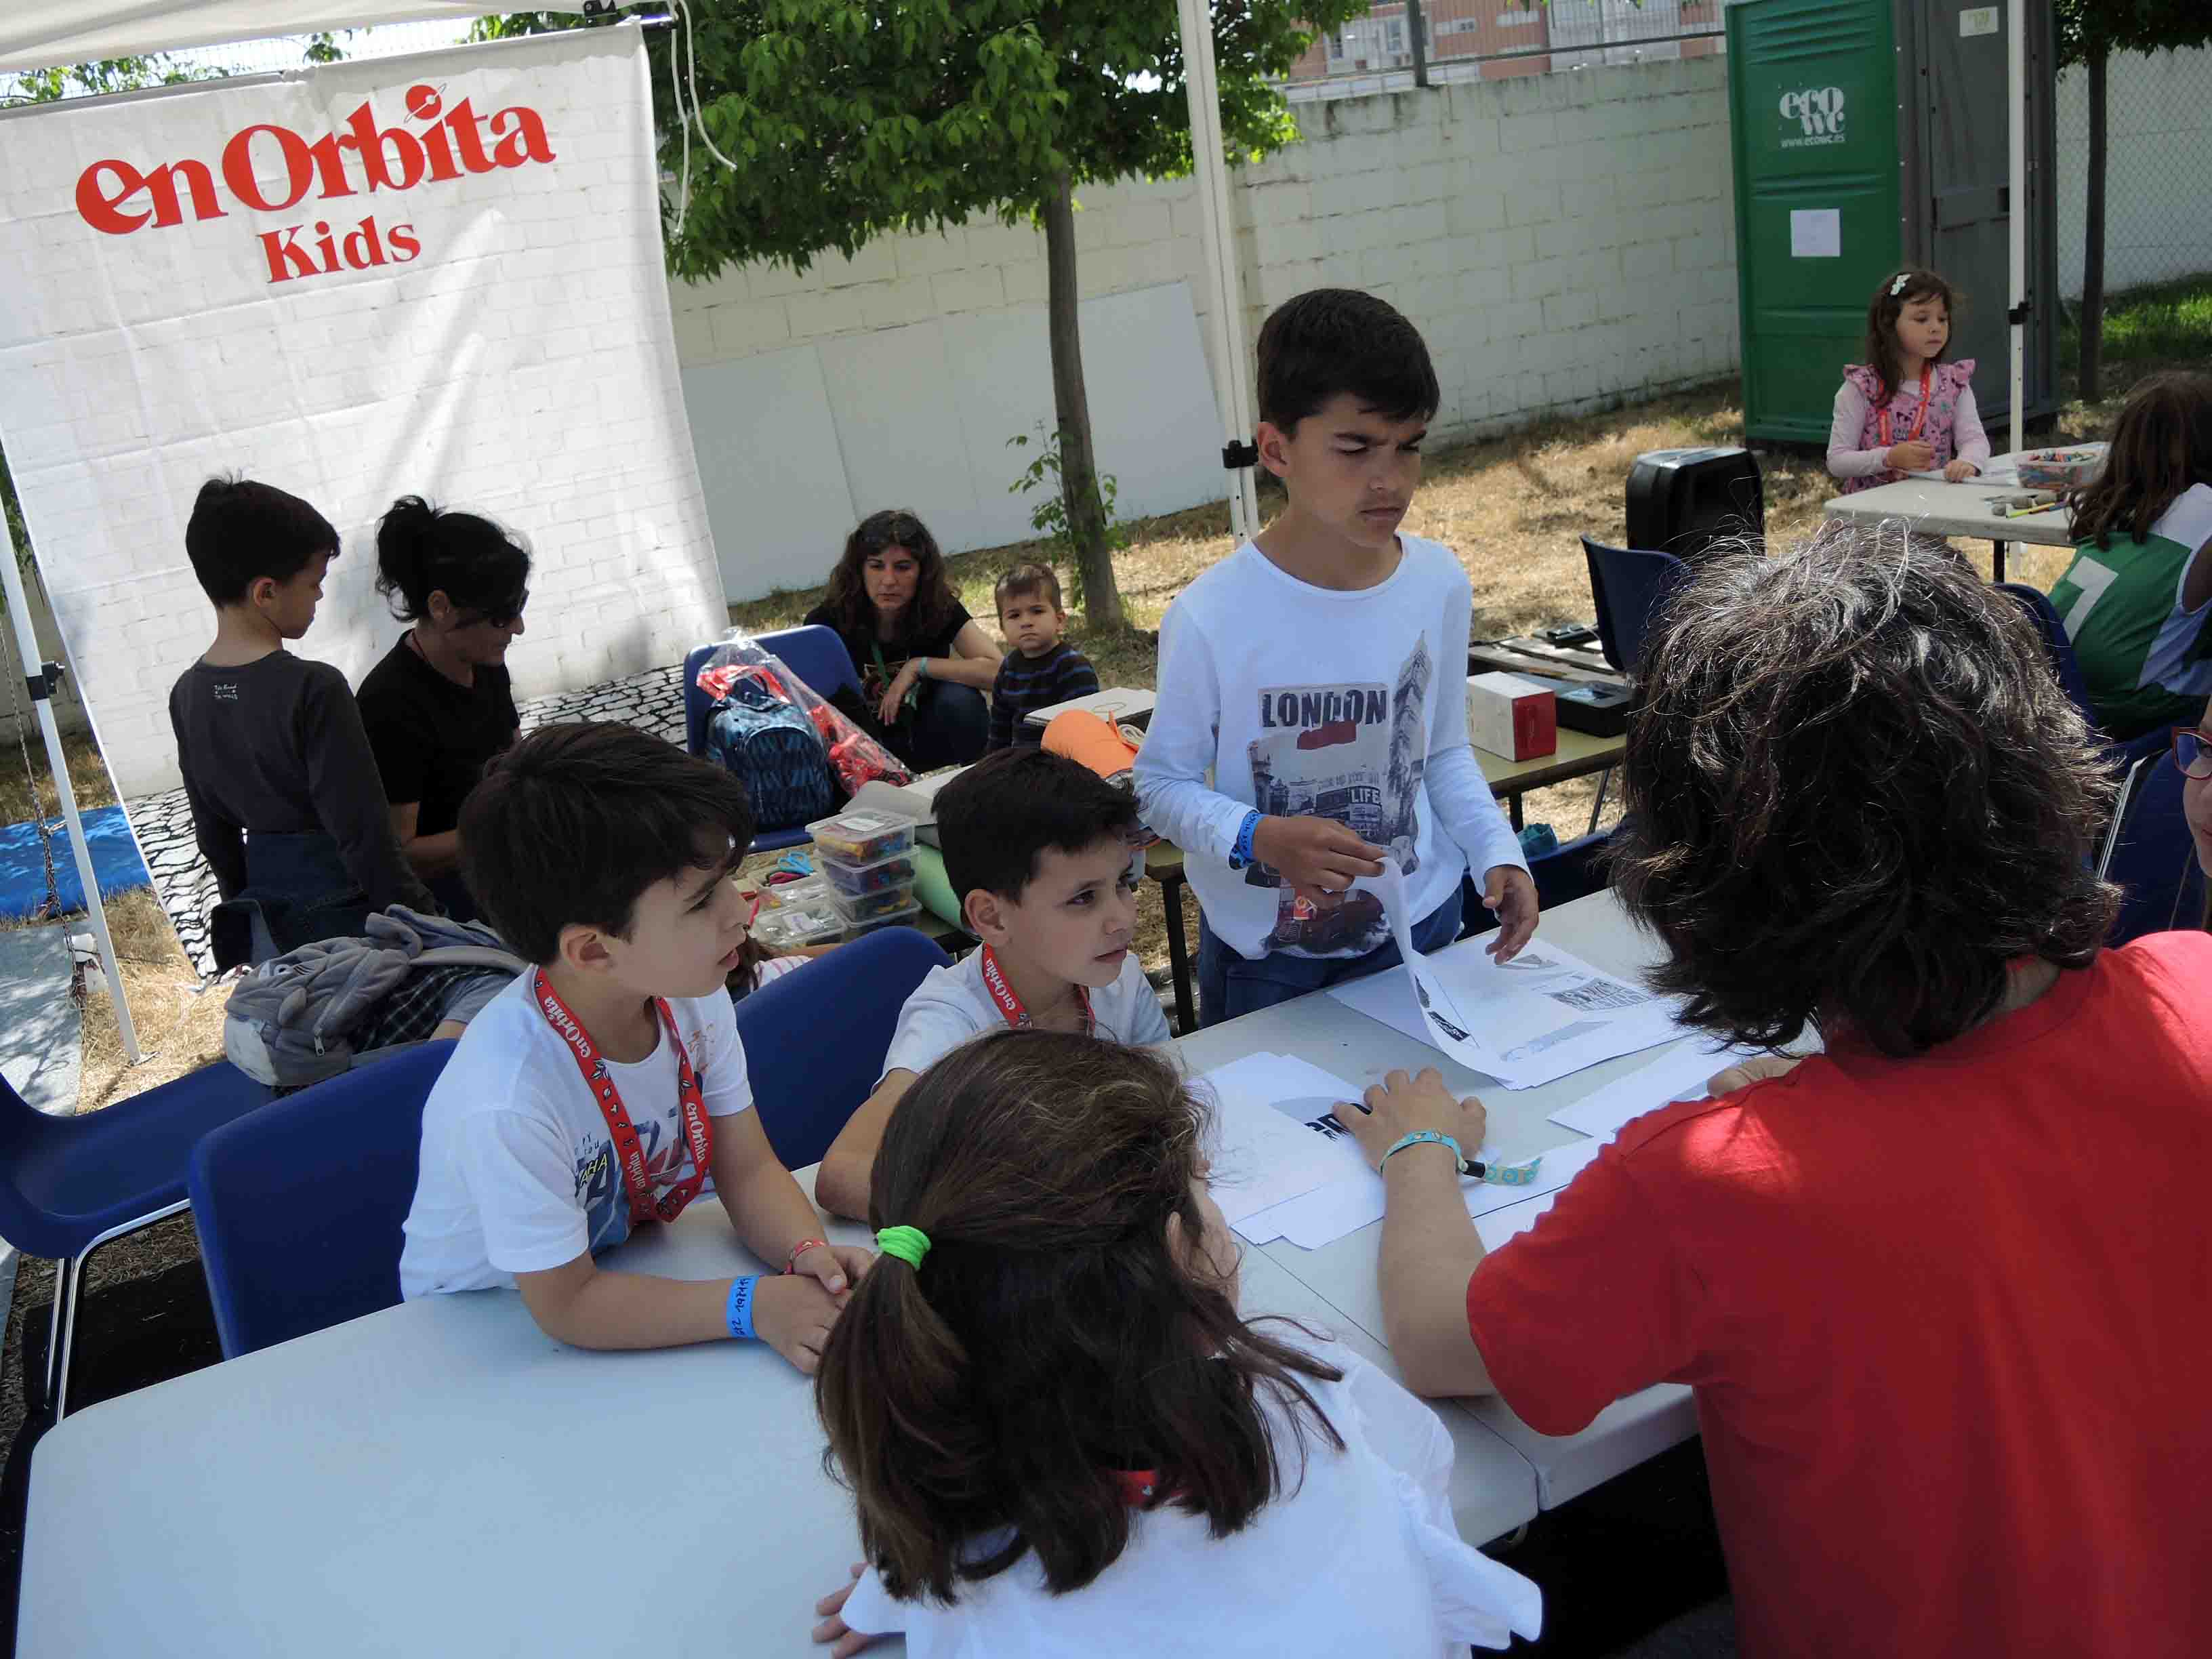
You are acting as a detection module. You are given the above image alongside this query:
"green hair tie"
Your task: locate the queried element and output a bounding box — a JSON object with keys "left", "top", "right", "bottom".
{"left": 876, "top": 1225, "right": 932, "bottom": 1268}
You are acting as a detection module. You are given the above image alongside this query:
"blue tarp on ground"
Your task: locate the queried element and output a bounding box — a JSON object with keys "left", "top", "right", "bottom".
{"left": 0, "top": 803, "right": 151, "bottom": 920}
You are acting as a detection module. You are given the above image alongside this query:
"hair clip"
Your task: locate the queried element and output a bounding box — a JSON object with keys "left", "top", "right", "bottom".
{"left": 1889, "top": 274, "right": 1911, "bottom": 298}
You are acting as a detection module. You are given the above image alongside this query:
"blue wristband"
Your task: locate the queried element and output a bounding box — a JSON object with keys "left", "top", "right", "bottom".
{"left": 1229, "top": 809, "right": 1263, "bottom": 871}
{"left": 726, "top": 1274, "right": 761, "bottom": 1341}
{"left": 1380, "top": 1129, "right": 1469, "bottom": 1175}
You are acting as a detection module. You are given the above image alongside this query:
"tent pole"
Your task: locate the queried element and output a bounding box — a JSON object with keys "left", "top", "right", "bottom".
{"left": 1, "top": 526, "right": 140, "bottom": 1067}
{"left": 2007, "top": 0, "right": 2026, "bottom": 461}
{"left": 1177, "top": 0, "right": 1262, "bottom": 544}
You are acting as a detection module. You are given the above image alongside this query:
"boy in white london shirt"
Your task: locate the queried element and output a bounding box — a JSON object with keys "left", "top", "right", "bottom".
{"left": 1134, "top": 288, "right": 1536, "bottom": 1026}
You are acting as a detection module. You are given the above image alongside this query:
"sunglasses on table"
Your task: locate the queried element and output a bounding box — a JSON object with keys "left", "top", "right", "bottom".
{"left": 2171, "top": 727, "right": 2212, "bottom": 779}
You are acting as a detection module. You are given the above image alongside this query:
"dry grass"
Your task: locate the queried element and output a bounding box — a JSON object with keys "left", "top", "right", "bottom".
{"left": 13, "top": 370, "right": 2139, "bottom": 1105}
{"left": 0, "top": 726, "right": 223, "bottom": 1111}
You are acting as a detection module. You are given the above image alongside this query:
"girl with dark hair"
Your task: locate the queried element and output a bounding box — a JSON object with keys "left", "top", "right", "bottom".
{"left": 1827, "top": 267, "right": 1988, "bottom": 491}
{"left": 355, "top": 495, "right": 531, "bottom": 918}
{"left": 802, "top": 509, "right": 1000, "bottom": 771}
{"left": 2048, "top": 371, "right": 2212, "bottom": 739}
{"left": 808, "top": 1030, "right": 1541, "bottom": 1657}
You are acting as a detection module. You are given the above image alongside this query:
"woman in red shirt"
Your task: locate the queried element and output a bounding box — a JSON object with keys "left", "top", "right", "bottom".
{"left": 1345, "top": 527, "right": 2212, "bottom": 1659}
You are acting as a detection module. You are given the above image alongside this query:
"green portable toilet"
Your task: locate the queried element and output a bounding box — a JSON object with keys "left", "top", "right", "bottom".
{"left": 1726, "top": 0, "right": 2060, "bottom": 445}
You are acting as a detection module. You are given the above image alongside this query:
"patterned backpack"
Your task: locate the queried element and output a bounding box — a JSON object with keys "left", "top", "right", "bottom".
{"left": 705, "top": 667, "right": 838, "bottom": 831}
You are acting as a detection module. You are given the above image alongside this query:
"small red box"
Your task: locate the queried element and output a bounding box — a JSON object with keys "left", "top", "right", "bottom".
{"left": 1465, "top": 672, "right": 1557, "bottom": 761}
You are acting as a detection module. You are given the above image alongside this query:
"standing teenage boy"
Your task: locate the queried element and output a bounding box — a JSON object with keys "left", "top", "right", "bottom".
{"left": 815, "top": 747, "right": 1168, "bottom": 1218}
{"left": 169, "top": 475, "right": 434, "bottom": 954}
{"left": 400, "top": 722, "right": 870, "bottom": 1371}
{"left": 1134, "top": 289, "right": 1535, "bottom": 1026}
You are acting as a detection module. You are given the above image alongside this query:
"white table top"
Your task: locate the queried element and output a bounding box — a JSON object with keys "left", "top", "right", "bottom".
{"left": 1822, "top": 450, "right": 2078, "bottom": 548}
{"left": 19, "top": 1176, "right": 1536, "bottom": 1658}
{"left": 1021, "top": 686, "right": 1155, "bottom": 727}
{"left": 1173, "top": 890, "right": 1700, "bottom": 1507}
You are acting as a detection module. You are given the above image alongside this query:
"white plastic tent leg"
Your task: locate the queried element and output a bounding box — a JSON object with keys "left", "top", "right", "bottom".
{"left": 1, "top": 526, "right": 140, "bottom": 1067}
{"left": 2007, "top": 0, "right": 2026, "bottom": 459}
{"left": 1177, "top": 0, "right": 1263, "bottom": 546}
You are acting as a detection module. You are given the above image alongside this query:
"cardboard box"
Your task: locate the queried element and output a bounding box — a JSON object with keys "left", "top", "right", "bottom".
{"left": 1467, "top": 672, "right": 1557, "bottom": 760}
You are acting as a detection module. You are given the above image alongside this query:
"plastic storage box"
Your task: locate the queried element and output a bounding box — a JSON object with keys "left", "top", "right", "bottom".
{"left": 752, "top": 902, "right": 846, "bottom": 951}
{"left": 839, "top": 898, "right": 922, "bottom": 939}
{"left": 2014, "top": 447, "right": 2105, "bottom": 489}
{"left": 807, "top": 809, "right": 916, "bottom": 865}
{"left": 819, "top": 849, "right": 918, "bottom": 896}
{"left": 825, "top": 884, "right": 918, "bottom": 926}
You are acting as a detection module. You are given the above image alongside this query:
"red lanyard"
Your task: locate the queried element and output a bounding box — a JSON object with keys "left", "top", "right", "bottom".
{"left": 533, "top": 970, "right": 713, "bottom": 1227}
{"left": 1877, "top": 362, "right": 1934, "bottom": 447}
{"left": 979, "top": 945, "right": 1094, "bottom": 1037}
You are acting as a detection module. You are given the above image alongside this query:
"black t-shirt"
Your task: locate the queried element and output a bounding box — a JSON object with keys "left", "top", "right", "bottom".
{"left": 802, "top": 600, "right": 972, "bottom": 704}
{"left": 355, "top": 634, "right": 520, "bottom": 838}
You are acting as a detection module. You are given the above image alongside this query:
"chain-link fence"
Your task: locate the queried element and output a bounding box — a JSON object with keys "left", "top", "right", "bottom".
{"left": 1283, "top": 0, "right": 1724, "bottom": 104}
{"left": 2055, "top": 44, "right": 2212, "bottom": 301}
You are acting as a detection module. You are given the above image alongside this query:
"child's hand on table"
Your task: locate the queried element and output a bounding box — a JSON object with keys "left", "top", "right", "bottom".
{"left": 1885, "top": 441, "right": 1936, "bottom": 472}
{"left": 1942, "top": 458, "right": 1979, "bottom": 483}
{"left": 1338, "top": 1067, "right": 1488, "bottom": 1171}
{"left": 752, "top": 1275, "right": 842, "bottom": 1374}
{"left": 813, "top": 1564, "right": 884, "bottom": 1656}
{"left": 789, "top": 1240, "right": 875, "bottom": 1303}
{"left": 1479, "top": 865, "right": 1538, "bottom": 962}
{"left": 1250, "top": 814, "right": 1385, "bottom": 906}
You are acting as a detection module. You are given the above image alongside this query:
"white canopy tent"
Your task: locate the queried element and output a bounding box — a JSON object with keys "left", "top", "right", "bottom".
{"left": 0, "top": 3, "right": 488, "bottom": 72}
{"left": 0, "top": 1, "right": 1259, "bottom": 1063}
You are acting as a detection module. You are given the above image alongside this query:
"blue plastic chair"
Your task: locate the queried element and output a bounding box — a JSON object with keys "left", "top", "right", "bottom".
{"left": 186, "top": 1042, "right": 457, "bottom": 1360}
{"left": 1459, "top": 830, "right": 1615, "bottom": 941}
{"left": 733, "top": 928, "right": 949, "bottom": 1170}
{"left": 685, "top": 624, "right": 868, "bottom": 853}
{"left": 1580, "top": 537, "right": 1689, "bottom": 678}
{"left": 1995, "top": 582, "right": 2100, "bottom": 733}
{"left": 0, "top": 1059, "right": 274, "bottom": 1418}
{"left": 2099, "top": 731, "right": 2207, "bottom": 944}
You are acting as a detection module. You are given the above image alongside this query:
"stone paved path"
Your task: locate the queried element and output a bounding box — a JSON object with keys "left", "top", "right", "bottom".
{"left": 126, "top": 663, "right": 688, "bottom": 975}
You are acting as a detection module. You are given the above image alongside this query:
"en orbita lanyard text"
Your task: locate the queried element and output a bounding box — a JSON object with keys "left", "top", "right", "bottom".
{"left": 533, "top": 970, "right": 712, "bottom": 1226}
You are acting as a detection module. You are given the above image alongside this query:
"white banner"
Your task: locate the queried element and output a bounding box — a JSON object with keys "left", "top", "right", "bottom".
{"left": 0, "top": 26, "right": 725, "bottom": 797}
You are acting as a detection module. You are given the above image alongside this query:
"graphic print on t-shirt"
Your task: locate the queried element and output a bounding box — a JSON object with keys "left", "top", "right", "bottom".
{"left": 569, "top": 1025, "right": 713, "bottom": 1256}
{"left": 1244, "top": 638, "right": 1433, "bottom": 957}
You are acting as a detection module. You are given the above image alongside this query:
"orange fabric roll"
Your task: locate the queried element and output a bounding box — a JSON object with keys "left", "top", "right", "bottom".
{"left": 1042, "top": 710, "right": 1138, "bottom": 781}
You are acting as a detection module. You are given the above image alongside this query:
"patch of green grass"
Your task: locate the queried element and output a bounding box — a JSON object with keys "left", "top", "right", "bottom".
{"left": 2062, "top": 274, "right": 2212, "bottom": 375}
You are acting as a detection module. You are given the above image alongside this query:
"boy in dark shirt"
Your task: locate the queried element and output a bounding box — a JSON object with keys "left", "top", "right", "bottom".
{"left": 168, "top": 476, "right": 433, "bottom": 958}
{"left": 984, "top": 563, "right": 1100, "bottom": 751}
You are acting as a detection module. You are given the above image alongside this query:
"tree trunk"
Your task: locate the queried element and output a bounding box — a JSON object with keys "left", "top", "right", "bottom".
{"left": 2081, "top": 46, "right": 2108, "bottom": 403}
{"left": 1040, "top": 171, "right": 1125, "bottom": 632}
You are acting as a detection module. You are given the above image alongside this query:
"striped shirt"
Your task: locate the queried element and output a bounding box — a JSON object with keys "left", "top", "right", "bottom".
{"left": 987, "top": 642, "right": 1101, "bottom": 750}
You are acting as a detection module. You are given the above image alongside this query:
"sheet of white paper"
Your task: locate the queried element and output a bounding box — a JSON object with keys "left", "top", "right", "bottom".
{"left": 1197, "top": 1054, "right": 1365, "bottom": 1225}
{"left": 1328, "top": 874, "right": 1682, "bottom": 1090}
{"left": 1790, "top": 207, "right": 1841, "bottom": 258}
{"left": 1543, "top": 1040, "right": 1744, "bottom": 1142}
{"left": 1252, "top": 1129, "right": 1610, "bottom": 1251}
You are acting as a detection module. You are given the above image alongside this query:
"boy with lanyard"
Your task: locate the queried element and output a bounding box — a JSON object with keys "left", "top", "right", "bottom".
{"left": 814, "top": 747, "right": 1169, "bottom": 1220}
{"left": 399, "top": 722, "right": 871, "bottom": 1370}
{"left": 1133, "top": 288, "right": 1536, "bottom": 1026}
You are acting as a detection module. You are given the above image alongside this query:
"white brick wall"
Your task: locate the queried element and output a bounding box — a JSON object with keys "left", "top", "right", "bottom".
{"left": 669, "top": 57, "right": 1737, "bottom": 484}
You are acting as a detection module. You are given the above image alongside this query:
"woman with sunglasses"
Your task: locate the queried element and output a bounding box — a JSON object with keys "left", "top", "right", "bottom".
{"left": 356, "top": 495, "right": 531, "bottom": 921}
{"left": 804, "top": 509, "right": 1000, "bottom": 771}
